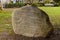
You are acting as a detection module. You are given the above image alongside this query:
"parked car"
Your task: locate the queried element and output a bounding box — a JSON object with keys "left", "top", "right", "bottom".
{"left": 44, "top": 3, "right": 54, "bottom": 7}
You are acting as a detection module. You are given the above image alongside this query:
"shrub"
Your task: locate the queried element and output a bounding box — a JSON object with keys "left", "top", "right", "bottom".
{"left": 13, "top": 2, "right": 19, "bottom": 7}
{"left": 59, "top": 1, "right": 60, "bottom": 6}
{"left": 18, "top": 2, "right": 26, "bottom": 7}
{"left": 44, "top": 1, "right": 50, "bottom": 4}
{"left": 32, "top": 3, "right": 44, "bottom": 7}
{"left": 54, "top": 3, "right": 59, "bottom": 7}
{"left": 5, "top": 2, "right": 26, "bottom": 8}
{"left": 5, "top": 3, "right": 14, "bottom": 8}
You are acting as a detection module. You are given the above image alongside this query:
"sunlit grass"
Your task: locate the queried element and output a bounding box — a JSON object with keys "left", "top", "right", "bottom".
{"left": 0, "top": 10, "right": 13, "bottom": 34}
{"left": 39, "top": 7, "right": 60, "bottom": 28}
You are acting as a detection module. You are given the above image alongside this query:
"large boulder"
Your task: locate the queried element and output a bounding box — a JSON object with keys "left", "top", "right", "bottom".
{"left": 12, "top": 5, "right": 53, "bottom": 38}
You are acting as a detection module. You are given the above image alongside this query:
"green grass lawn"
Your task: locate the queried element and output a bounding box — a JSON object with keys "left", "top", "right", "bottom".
{"left": 0, "top": 10, "right": 13, "bottom": 34}
{"left": 39, "top": 7, "right": 60, "bottom": 28}
{"left": 0, "top": 7, "right": 60, "bottom": 34}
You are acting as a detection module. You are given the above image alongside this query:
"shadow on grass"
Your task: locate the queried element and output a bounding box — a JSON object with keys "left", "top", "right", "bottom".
{"left": 0, "top": 24, "right": 60, "bottom": 40}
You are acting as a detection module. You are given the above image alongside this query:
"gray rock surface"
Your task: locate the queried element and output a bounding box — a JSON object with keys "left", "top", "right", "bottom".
{"left": 12, "top": 5, "right": 53, "bottom": 37}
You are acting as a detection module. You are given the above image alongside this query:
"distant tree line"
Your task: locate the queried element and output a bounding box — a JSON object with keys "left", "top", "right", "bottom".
{"left": 54, "top": 0, "right": 60, "bottom": 3}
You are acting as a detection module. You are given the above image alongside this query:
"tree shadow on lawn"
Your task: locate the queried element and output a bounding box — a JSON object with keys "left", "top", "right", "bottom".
{"left": 0, "top": 24, "right": 60, "bottom": 40}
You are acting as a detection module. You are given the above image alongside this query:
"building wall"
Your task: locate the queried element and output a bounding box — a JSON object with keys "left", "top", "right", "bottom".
{"left": 1, "top": 0, "right": 10, "bottom": 4}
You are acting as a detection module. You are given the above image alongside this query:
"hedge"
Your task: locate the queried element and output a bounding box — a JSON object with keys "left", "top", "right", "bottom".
{"left": 5, "top": 2, "right": 26, "bottom": 8}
